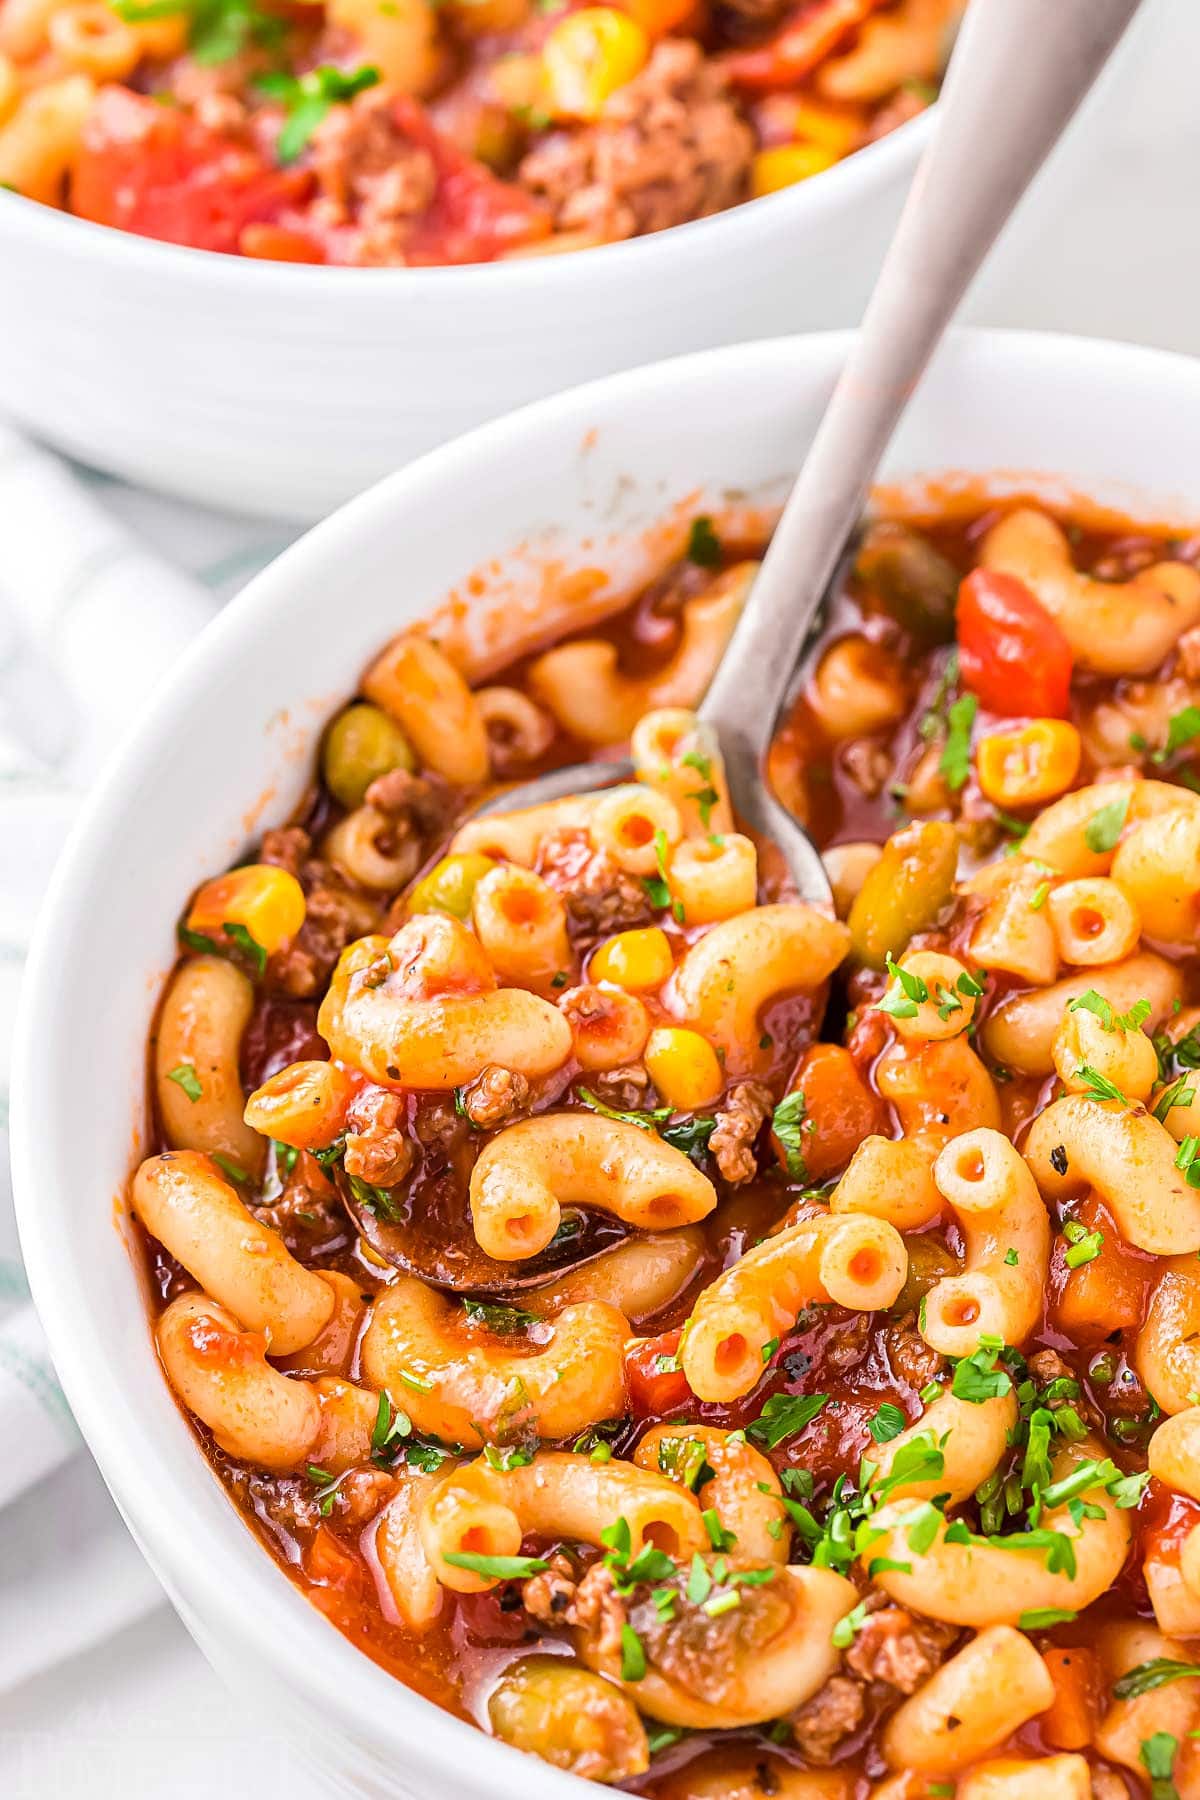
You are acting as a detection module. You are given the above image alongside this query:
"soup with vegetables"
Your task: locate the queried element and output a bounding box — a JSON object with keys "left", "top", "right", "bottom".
{"left": 133, "top": 495, "right": 1200, "bottom": 1797}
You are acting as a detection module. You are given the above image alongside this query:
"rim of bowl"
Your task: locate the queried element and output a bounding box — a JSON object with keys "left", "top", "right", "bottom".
{"left": 0, "top": 100, "right": 933, "bottom": 291}
{"left": 18, "top": 323, "right": 1200, "bottom": 1797}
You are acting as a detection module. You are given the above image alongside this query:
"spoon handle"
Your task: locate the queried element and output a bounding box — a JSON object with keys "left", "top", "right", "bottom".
{"left": 702, "top": 0, "right": 1145, "bottom": 753}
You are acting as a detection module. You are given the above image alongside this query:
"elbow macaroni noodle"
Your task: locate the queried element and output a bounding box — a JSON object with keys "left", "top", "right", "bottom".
{"left": 129, "top": 501, "right": 1200, "bottom": 1790}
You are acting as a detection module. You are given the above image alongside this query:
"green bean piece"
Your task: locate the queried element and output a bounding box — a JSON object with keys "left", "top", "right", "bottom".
{"left": 847, "top": 820, "right": 959, "bottom": 971}
{"left": 855, "top": 521, "right": 960, "bottom": 645}
{"left": 488, "top": 1656, "right": 649, "bottom": 1783}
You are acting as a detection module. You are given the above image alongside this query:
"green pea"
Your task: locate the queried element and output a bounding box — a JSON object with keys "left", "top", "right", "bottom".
{"left": 406, "top": 852, "right": 497, "bottom": 921}
{"left": 322, "top": 703, "right": 414, "bottom": 810}
{"left": 847, "top": 820, "right": 960, "bottom": 971}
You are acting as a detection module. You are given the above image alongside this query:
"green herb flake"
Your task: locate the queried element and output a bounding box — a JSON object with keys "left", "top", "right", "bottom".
{"left": 1018, "top": 1607, "right": 1078, "bottom": 1630}
{"left": 1115, "top": 1659, "right": 1200, "bottom": 1701}
{"left": 685, "top": 515, "right": 721, "bottom": 569}
{"left": 257, "top": 64, "right": 381, "bottom": 164}
{"left": 1083, "top": 791, "right": 1130, "bottom": 854}
{"left": 867, "top": 1402, "right": 907, "bottom": 1444}
{"left": 442, "top": 1550, "right": 549, "bottom": 1580}
{"left": 165, "top": 1063, "right": 203, "bottom": 1102}
{"left": 939, "top": 692, "right": 978, "bottom": 791}
{"left": 747, "top": 1391, "right": 829, "bottom": 1450}
{"left": 771, "top": 1089, "right": 809, "bottom": 1182}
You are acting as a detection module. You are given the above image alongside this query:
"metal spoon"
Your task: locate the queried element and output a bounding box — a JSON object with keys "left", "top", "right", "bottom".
{"left": 346, "top": 0, "right": 1145, "bottom": 1290}
{"left": 470, "top": 0, "right": 1145, "bottom": 906}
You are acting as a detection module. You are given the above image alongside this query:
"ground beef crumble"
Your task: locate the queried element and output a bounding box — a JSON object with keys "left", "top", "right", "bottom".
{"left": 309, "top": 88, "right": 438, "bottom": 265}
{"left": 710, "top": 1080, "right": 773, "bottom": 1185}
{"left": 539, "top": 829, "right": 652, "bottom": 942}
{"left": 518, "top": 40, "right": 753, "bottom": 244}
{"left": 343, "top": 1086, "right": 415, "bottom": 1188}
{"left": 457, "top": 1064, "right": 531, "bottom": 1130}
{"left": 844, "top": 1596, "right": 959, "bottom": 1694}
{"left": 883, "top": 1311, "right": 946, "bottom": 1389}
{"left": 260, "top": 824, "right": 377, "bottom": 998}
{"left": 789, "top": 1674, "right": 865, "bottom": 1763}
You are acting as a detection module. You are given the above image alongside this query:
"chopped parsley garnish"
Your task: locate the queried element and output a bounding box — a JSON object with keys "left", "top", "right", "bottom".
{"left": 771, "top": 1089, "right": 809, "bottom": 1182}
{"left": 1062, "top": 1219, "right": 1104, "bottom": 1268}
{"left": 620, "top": 1622, "right": 647, "bottom": 1681}
{"left": 747, "top": 1391, "right": 829, "bottom": 1450}
{"left": 867, "top": 1402, "right": 907, "bottom": 1444}
{"left": 680, "top": 749, "right": 720, "bottom": 832}
{"left": 1140, "top": 1730, "right": 1180, "bottom": 1800}
{"left": 1069, "top": 989, "right": 1151, "bottom": 1034}
{"left": 831, "top": 1599, "right": 870, "bottom": 1648}
{"left": 369, "top": 1390, "right": 412, "bottom": 1465}
{"left": 701, "top": 1507, "right": 737, "bottom": 1553}
{"left": 113, "top": 0, "right": 283, "bottom": 65}
{"left": 576, "top": 1088, "right": 670, "bottom": 1132}
{"left": 347, "top": 1171, "right": 404, "bottom": 1223}
{"left": 1156, "top": 1072, "right": 1198, "bottom": 1122}
{"left": 461, "top": 1298, "right": 539, "bottom": 1333}
{"left": 918, "top": 650, "right": 960, "bottom": 742}
{"left": 256, "top": 64, "right": 380, "bottom": 164}
{"left": 950, "top": 1336, "right": 1013, "bottom": 1404}
{"left": 442, "top": 1551, "right": 549, "bottom": 1580}
{"left": 179, "top": 918, "right": 267, "bottom": 976}
{"left": 938, "top": 692, "right": 977, "bottom": 791}
{"left": 1114, "top": 1659, "right": 1200, "bottom": 1700}
{"left": 1176, "top": 1136, "right": 1200, "bottom": 1189}
{"left": 876, "top": 953, "right": 929, "bottom": 1020}
{"left": 1157, "top": 705, "right": 1200, "bottom": 762}
{"left": 306, "top": 1463, "right": 339, "bottom": 1516}
{"left": 165, "top": 1063, "right": 203, "bottom": 1102}
{"left": 211, "top": 1153, "right": 250, "bottom": 1185}
{"left": 685, "top": 515, "right": 721, "bottom": 569}
{"left": 1018, "top": 1607, "right": 1077, "bottom": 1630}
{"left": 483, "top": 1443, "right": 534, "bottom": 1472}
{"left": 1030, "top": 880, "right": 1050, "bottom": 911}
{"left": 1076, "top": 1064, "right": 1130, "bottom": 1106}
{"left": 657, "top": 1436, "right": 713, "bottom": 1492}
{"left": 660, "top": 1114, "right": 717, "bottom": 1161}
{"left": 1083, "top": 791, "right": 1130, "bottom": 854}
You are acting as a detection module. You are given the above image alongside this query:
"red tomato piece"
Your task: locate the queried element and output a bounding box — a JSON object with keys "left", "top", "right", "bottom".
{"left": 625, "top": 1328, "right": 691, "bottom": 1416}
{"left": 392, "top": 99, "right": 550, "bottom": 266}
{"left": 956, "top": 568, "right": 1074, "bottom": 719}
{"left": 721, "top": 0, "right": 888, "bottom": 93}
{"left": 72, "top": 85, "right": 311, "bottom": 255}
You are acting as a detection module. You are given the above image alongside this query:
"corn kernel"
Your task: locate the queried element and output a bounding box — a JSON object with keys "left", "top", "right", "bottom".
{"left": 645, "top": 1027, "right": 723, "bottom": 1110}
{"left": 788, "top": 100, "right": 859, "bottom": 157}
{"left": 542, "top": 7, "right": 649, "bottom": 122}
{"left": 186, "top": 865, "right": 306, "bottom": 957}
{"left": 590, "top": 927, "right": 673, "bottom": 991}
{"left": 976, "top": 719, "right": 1082, "bottom": 809}
{"left": 751, "top": 143, "right": 839, "bottom": 198}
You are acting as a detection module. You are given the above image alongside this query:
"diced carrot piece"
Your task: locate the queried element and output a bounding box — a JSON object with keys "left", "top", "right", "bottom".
{"left": 1052, "top": 1192, "right": 1153, "bottom": 1340}
{"left": 772, "top": 1042, "right": 886, "bottom": 1183}
{"left": 1040, "top": 1646, "right": 1101, "bottom": 1751}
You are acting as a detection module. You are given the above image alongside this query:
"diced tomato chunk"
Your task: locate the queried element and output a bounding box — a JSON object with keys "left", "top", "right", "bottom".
{"left": 304, "top": 1525, "right": 364, "bottom": 1594}
{"left": 390, "top": 99, "right": 549, "bottom": 266}
{"left": 72, "top": 85, "right": 311, "bottom": 255}
{"left": 721, "top": 0, "right": 887, "bottom": 93}
{"left": 625, "top": 1328, "right": 691, "bottom": 1416}
{"left": 956, "top": 568, "right": 1074, "bottom": 719}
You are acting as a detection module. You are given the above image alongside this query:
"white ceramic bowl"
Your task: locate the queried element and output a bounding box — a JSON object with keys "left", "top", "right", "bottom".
{"left": 14, "top": 328, "right": 1200, "bottom": 1799}
{"left": 0, "top": 113, "right": 931, "bottom": 522}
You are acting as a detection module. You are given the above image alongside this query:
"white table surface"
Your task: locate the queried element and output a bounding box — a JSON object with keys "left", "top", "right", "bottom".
{"left": 2, "top": 0, "right": 1198, "bottom": 1791}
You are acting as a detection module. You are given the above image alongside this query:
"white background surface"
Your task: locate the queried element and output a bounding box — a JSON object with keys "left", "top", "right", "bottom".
{"left": 3, "top": 0, "right": 1199, "bottom": 1791}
